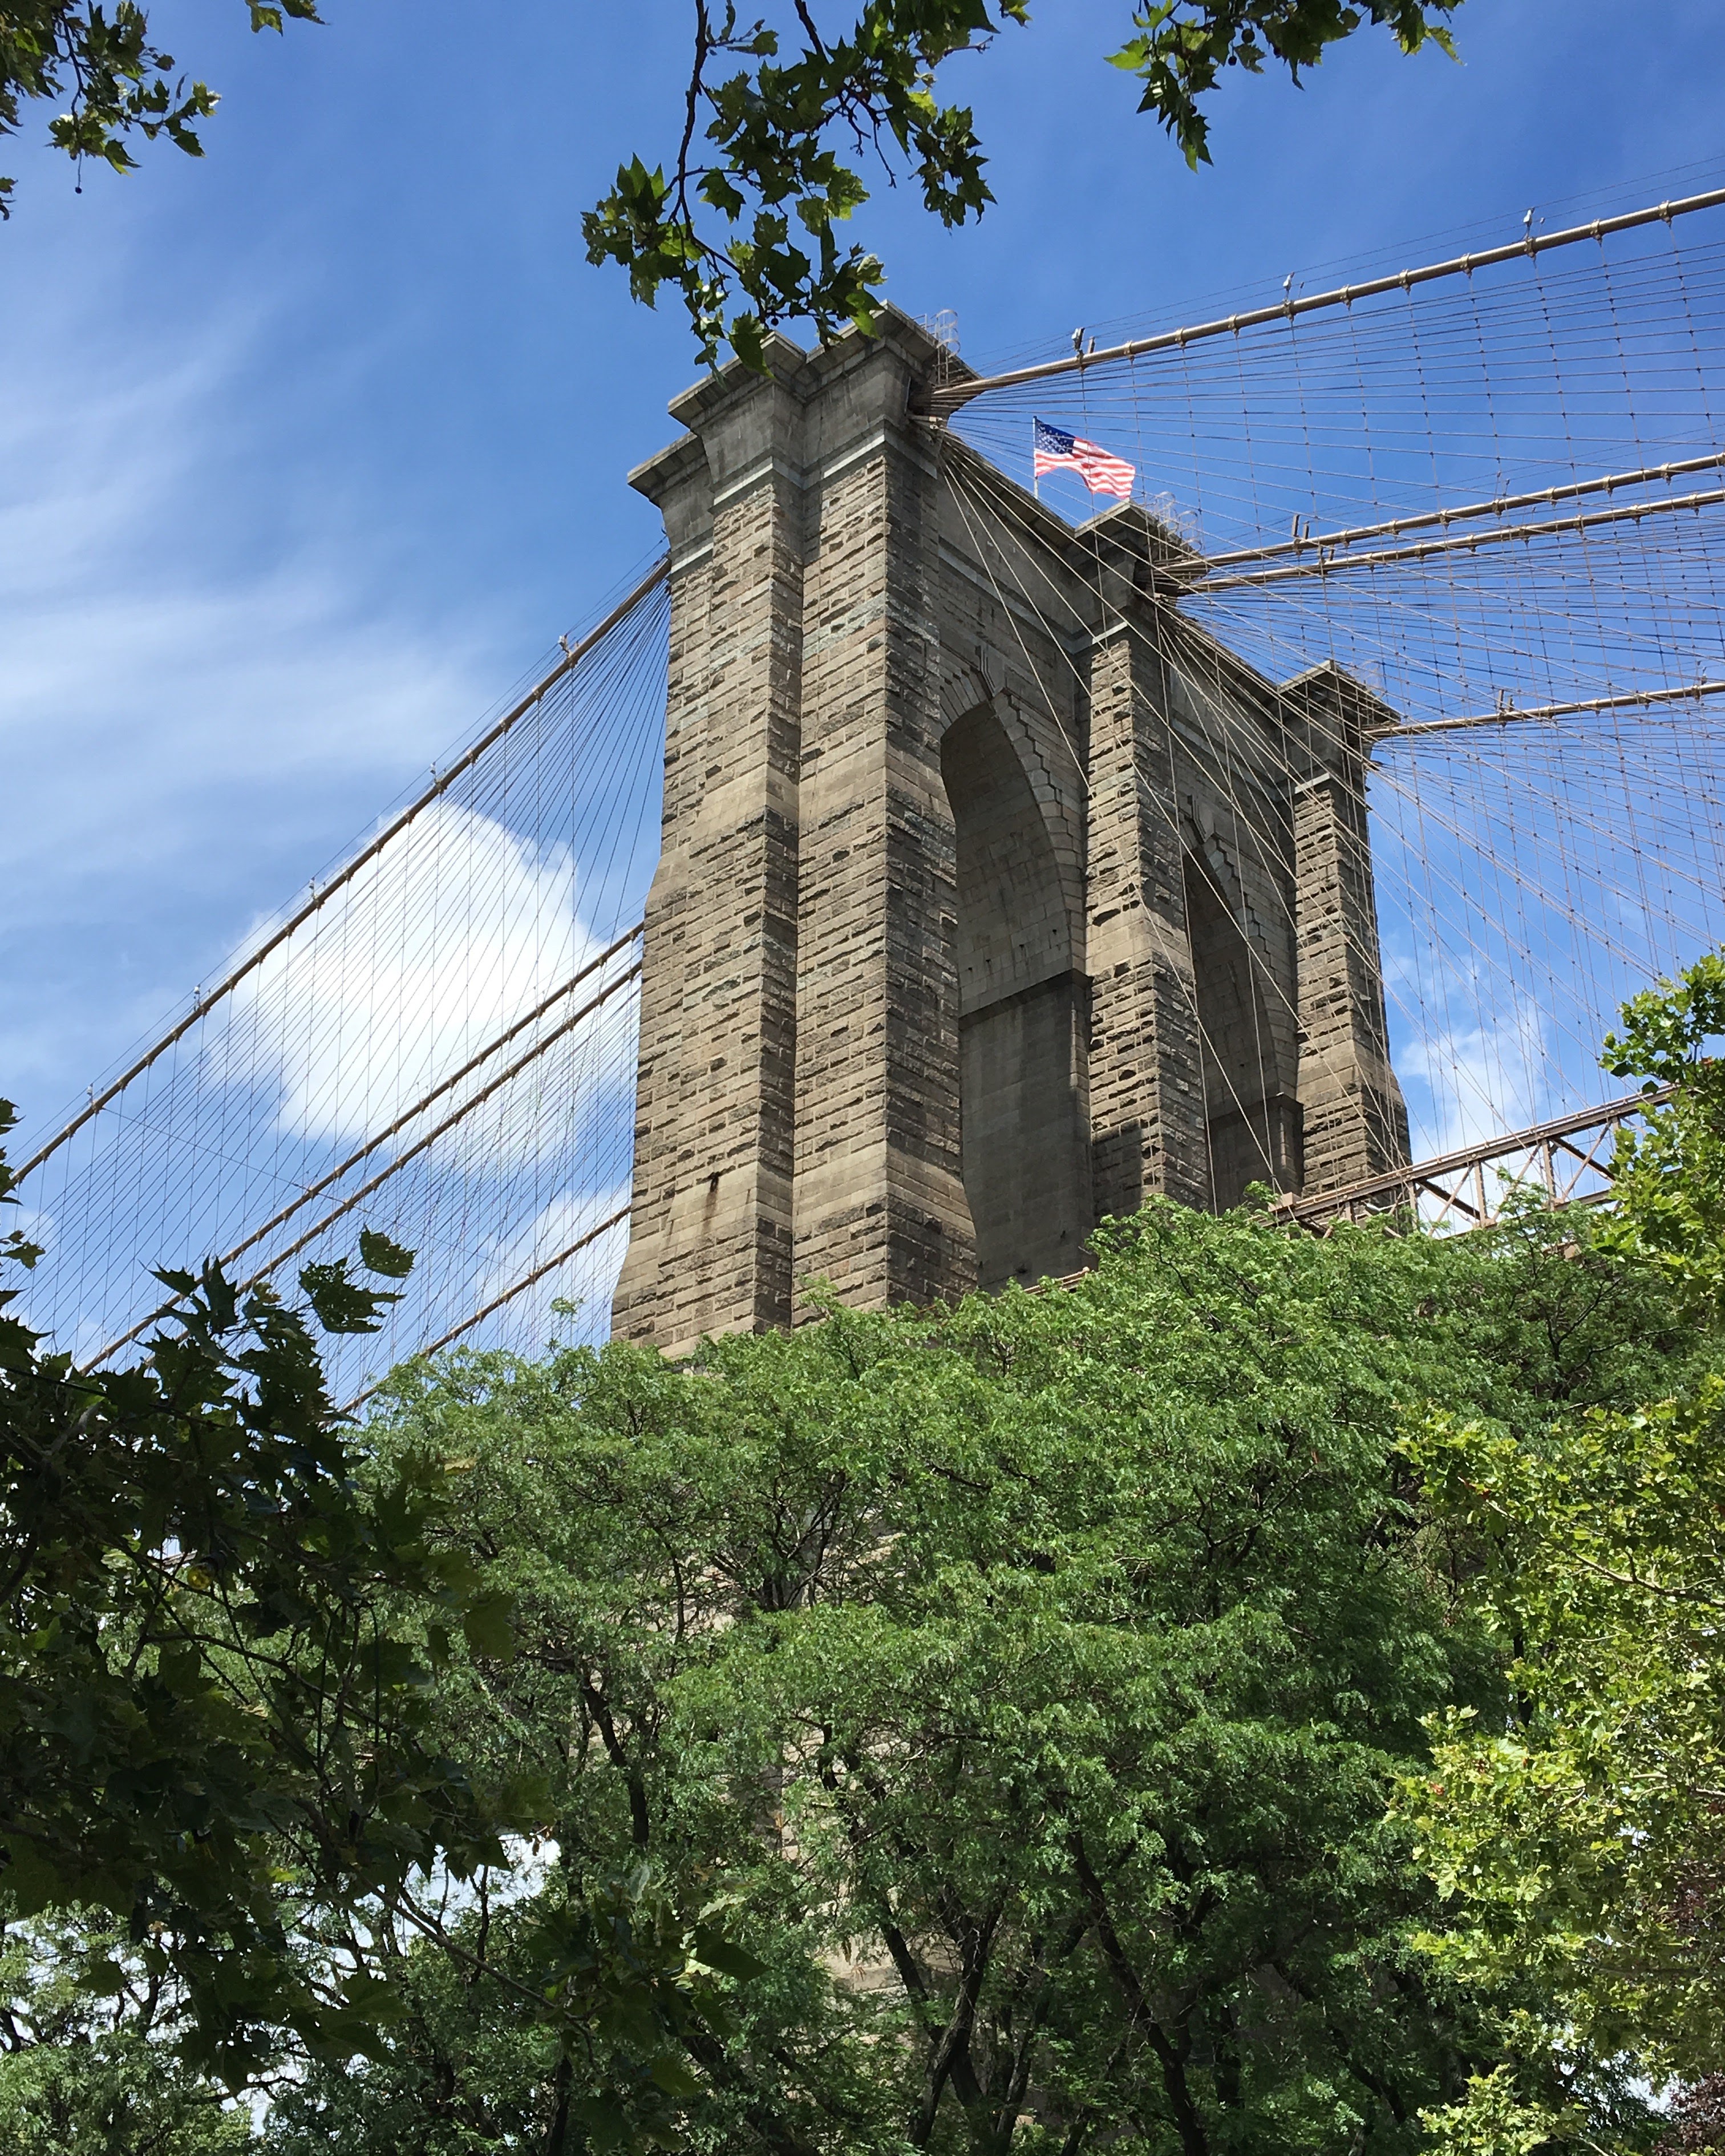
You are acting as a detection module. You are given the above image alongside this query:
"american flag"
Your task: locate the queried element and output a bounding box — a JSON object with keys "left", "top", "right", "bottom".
{"left": 1032, "top": 418, "right": 1136, "bottom": 500}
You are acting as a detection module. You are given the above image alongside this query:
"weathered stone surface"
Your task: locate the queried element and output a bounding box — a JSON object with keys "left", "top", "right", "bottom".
{"left": 1284, "top": 664, "right": 1412, "bottom": 1190}
{"left": 791, "top": 331, "right": 976, "bottom": 1319}
{"left": 612, "top": 314, "right": 1409, "bottom": 1353}
{"left": 610, "top": 343, "right": 804, "bottom": 1348}
{"left": 1086, "top": 621, "right": 1212, "bottom": 1219}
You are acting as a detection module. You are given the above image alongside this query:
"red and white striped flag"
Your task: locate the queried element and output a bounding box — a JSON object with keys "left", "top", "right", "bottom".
{"left": 1033, "top": 417, "right": 1136, "bottom": 500}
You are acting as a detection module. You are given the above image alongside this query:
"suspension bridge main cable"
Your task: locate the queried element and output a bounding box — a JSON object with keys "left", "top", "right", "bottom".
{"left": 78, "top": 927, "right": 646, "bottom": 1369}
{"left": 1203, "top": 451, "right": 1725, "bottom": 568}
{"left": 932, "top": 187, "right": 1725, "bottom": 415}
{"left": 341, "top": 1200, "right": 634, "bottom": 1415}
{"left": 14, "top": 556, "right": 670, "bottom": 1190}
{"left": 30, "top": 183, "right": 1725, "bottom": 1385}
{"left": 1198, "top": 486, "right": 1725, "bottom": 591}
{"left": 1389, "top": 679, "right": 1725, "bottom": 739}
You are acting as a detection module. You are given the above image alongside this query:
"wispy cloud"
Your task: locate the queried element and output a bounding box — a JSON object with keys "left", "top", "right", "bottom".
{"left": 0, "top": 295, "right": 516, "bottom": 1136}
{"left": 0, "top": 317, "right": 496, "bottom": 879}
{"left": 467, "top": 1182, "right": 634, "bottom": 1353}
{"left": 1384, "top": 937, "right": 1554, "bottom": 1159}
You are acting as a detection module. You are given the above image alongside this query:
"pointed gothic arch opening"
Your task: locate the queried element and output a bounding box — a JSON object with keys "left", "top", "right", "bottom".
{"left": 940, "top": 702, "right": 1091, "bottom": 1288}
{"left": 1181, "top": 844, "right": 1302, "bottom": 1208}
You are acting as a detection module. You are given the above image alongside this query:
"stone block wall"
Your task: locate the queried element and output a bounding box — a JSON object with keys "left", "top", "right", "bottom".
{"left": 1284, "top": 664, "right": 1413, "bottom": 1188}
{"left": 612, "top": 314, "right": 1410, "bottom": 1355}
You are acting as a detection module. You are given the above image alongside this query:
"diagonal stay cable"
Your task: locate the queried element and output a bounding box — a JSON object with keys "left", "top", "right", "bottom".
{"left": 946, "top": 450, "right": 1412, "bottom": 1139}
{"left": 79, "top": 960, "right": 643, "bottom": 1370}
{"left": 1386, "top": 678, "right": 1725, "bottom": 739}
{"left": 80, "top": 927, "right": 645, "bottom": 1368}
{"left": 933, "top": 187, "right": 1725, "bottom": 412}
{"left": 943, "top": 452, "right": 1334, "bottom": 1188}
{"left": 15, "top": 557, "right": 669, "bottom": 1188}
{"left": 224, "top": 957, "right": 638, "bottom": 1287}
{"left": 340, "top": 1203, "right": 634, "bottom": 1416}
{"left": 1197, "top": 486, "right": 1725, "bottom": 590}
{"left": 1201, "top": 451, "right": 1725, "bottom": 567}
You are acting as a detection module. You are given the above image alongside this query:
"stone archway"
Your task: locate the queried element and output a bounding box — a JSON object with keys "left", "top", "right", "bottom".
{"left": 1181, "top": 839, "right": 1301, "bottom": 1208}
{"left": 941, "top": 701, "right": 1091, "bottom": 1288}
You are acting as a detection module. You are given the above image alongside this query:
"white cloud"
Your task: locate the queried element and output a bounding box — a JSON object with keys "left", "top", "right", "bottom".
{"left": 0, "top": 321, "right": 498, "bottom": 896}
{"left": 1394, "top": 1005, "right": 1550, "bottom": 1160}
{"left": 0, "top": 286, "right": 654, "bottom": 1353}
{"left": 0, "top": 289, "right": 517, "bottom": 1142}
{"left": 216, "top": 799, "right": 638, "bottom": 1170}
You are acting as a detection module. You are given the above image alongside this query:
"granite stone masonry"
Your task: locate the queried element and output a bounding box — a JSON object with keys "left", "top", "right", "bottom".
{"left": 612, "top": 312, "right": 1410, "bottom": 1355}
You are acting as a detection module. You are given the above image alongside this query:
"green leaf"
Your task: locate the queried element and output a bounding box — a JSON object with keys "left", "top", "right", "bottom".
{"left": 359, "top": 1228, "right": 415, "bottom": 1279}
{"left": 647, "top": 2051, "right": 705, "bottom": 2098}
{"left": 461, "top": 1589, "right": 516, "bottom": 1661}
{"left": 690, "top": 1926, "right": 765, "bottom": 1980}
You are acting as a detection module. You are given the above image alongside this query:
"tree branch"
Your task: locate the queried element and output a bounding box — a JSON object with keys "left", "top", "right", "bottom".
{"left": 1070, "top": 1835, "right": 1209, "bottom": 2156}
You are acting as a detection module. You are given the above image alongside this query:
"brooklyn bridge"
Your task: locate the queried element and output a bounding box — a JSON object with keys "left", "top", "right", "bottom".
{"left": 17, "top": 186, "right": 1725, "bottom": 1397}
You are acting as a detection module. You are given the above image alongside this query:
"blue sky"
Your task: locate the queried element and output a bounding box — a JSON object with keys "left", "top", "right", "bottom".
{"left": 6, "top": 0, "right": 1725, "bottom": 1168}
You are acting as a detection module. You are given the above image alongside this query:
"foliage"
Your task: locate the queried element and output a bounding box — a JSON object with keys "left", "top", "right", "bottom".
{"left": 1410, "top": 2064, "right": 1561, "bottom": 2156}
{"left": 1600, "top": 946, "right": 1725, "bottom": 1324}
{"left": 582, "top": 0, "right": 1027, "bottom": 371}
{"left": 3, "top": 1, "right": 1462, "bottom": 364}
{"left": 0, "top": 1097, "right": 508, "bottom": 2082}
{"left": 0, "top": 0, "right": 318, "bottom": 217}
{"left": 257, "top": 1859, "right": 762, "bottom": 2156}
{"left": 585, "top": 0, "right": 1463, "bottom": 366}
{"left": 2, "top": 1094, "right": 785, "bottom": 2147}
{"left": 1108, "top": 1, "right": 1458, "bottom": 171}
{"left": 0, "top": 1905, "right": 254, "bottom": 2154}
{"left": 10, "top": 958, "right": 1716, "bottom": 2150}
{"left": 1404, "top": 950, "right": 1725, "bottom": 2151}
{"left": 260, "top": 1193, "right": 1676, "bottom": 2153}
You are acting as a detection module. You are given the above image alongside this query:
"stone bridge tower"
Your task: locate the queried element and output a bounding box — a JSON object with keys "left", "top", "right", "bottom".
{"left": 612, "top": 312, "right": 1409, "bottom": 1356}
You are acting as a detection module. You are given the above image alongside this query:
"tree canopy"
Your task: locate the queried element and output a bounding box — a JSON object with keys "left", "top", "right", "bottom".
{"left": 1404, "top": 952, "right": 1725, "bottom": 2151}
{"left": 583, "top": 0, "right": 1460, "bottom": 365}
{"left": 7, "top": 952, "right": 1725, "bottom": 2151}
{"left": 0, "top": 1098, "right": 514, "bottom": 2081}
{"left": 243, "top": 1187, "right": 1671, "bottom": 2152}
{"left": 6, "top": 2, "right": 1462, "bottom": 360}
{"left": 0, "top": 0, "right": 318, "bottom": 218}
{"left": 0, "top": 1095, "right": 790, "bottom": 2145}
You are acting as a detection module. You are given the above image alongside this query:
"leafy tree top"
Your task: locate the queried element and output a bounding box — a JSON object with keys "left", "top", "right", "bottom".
{"left": 0, "top": 1098, "right": 503, "bottom": 2080}
{"left": 5, "top": 3, "right": 1463, "bottom": 363}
